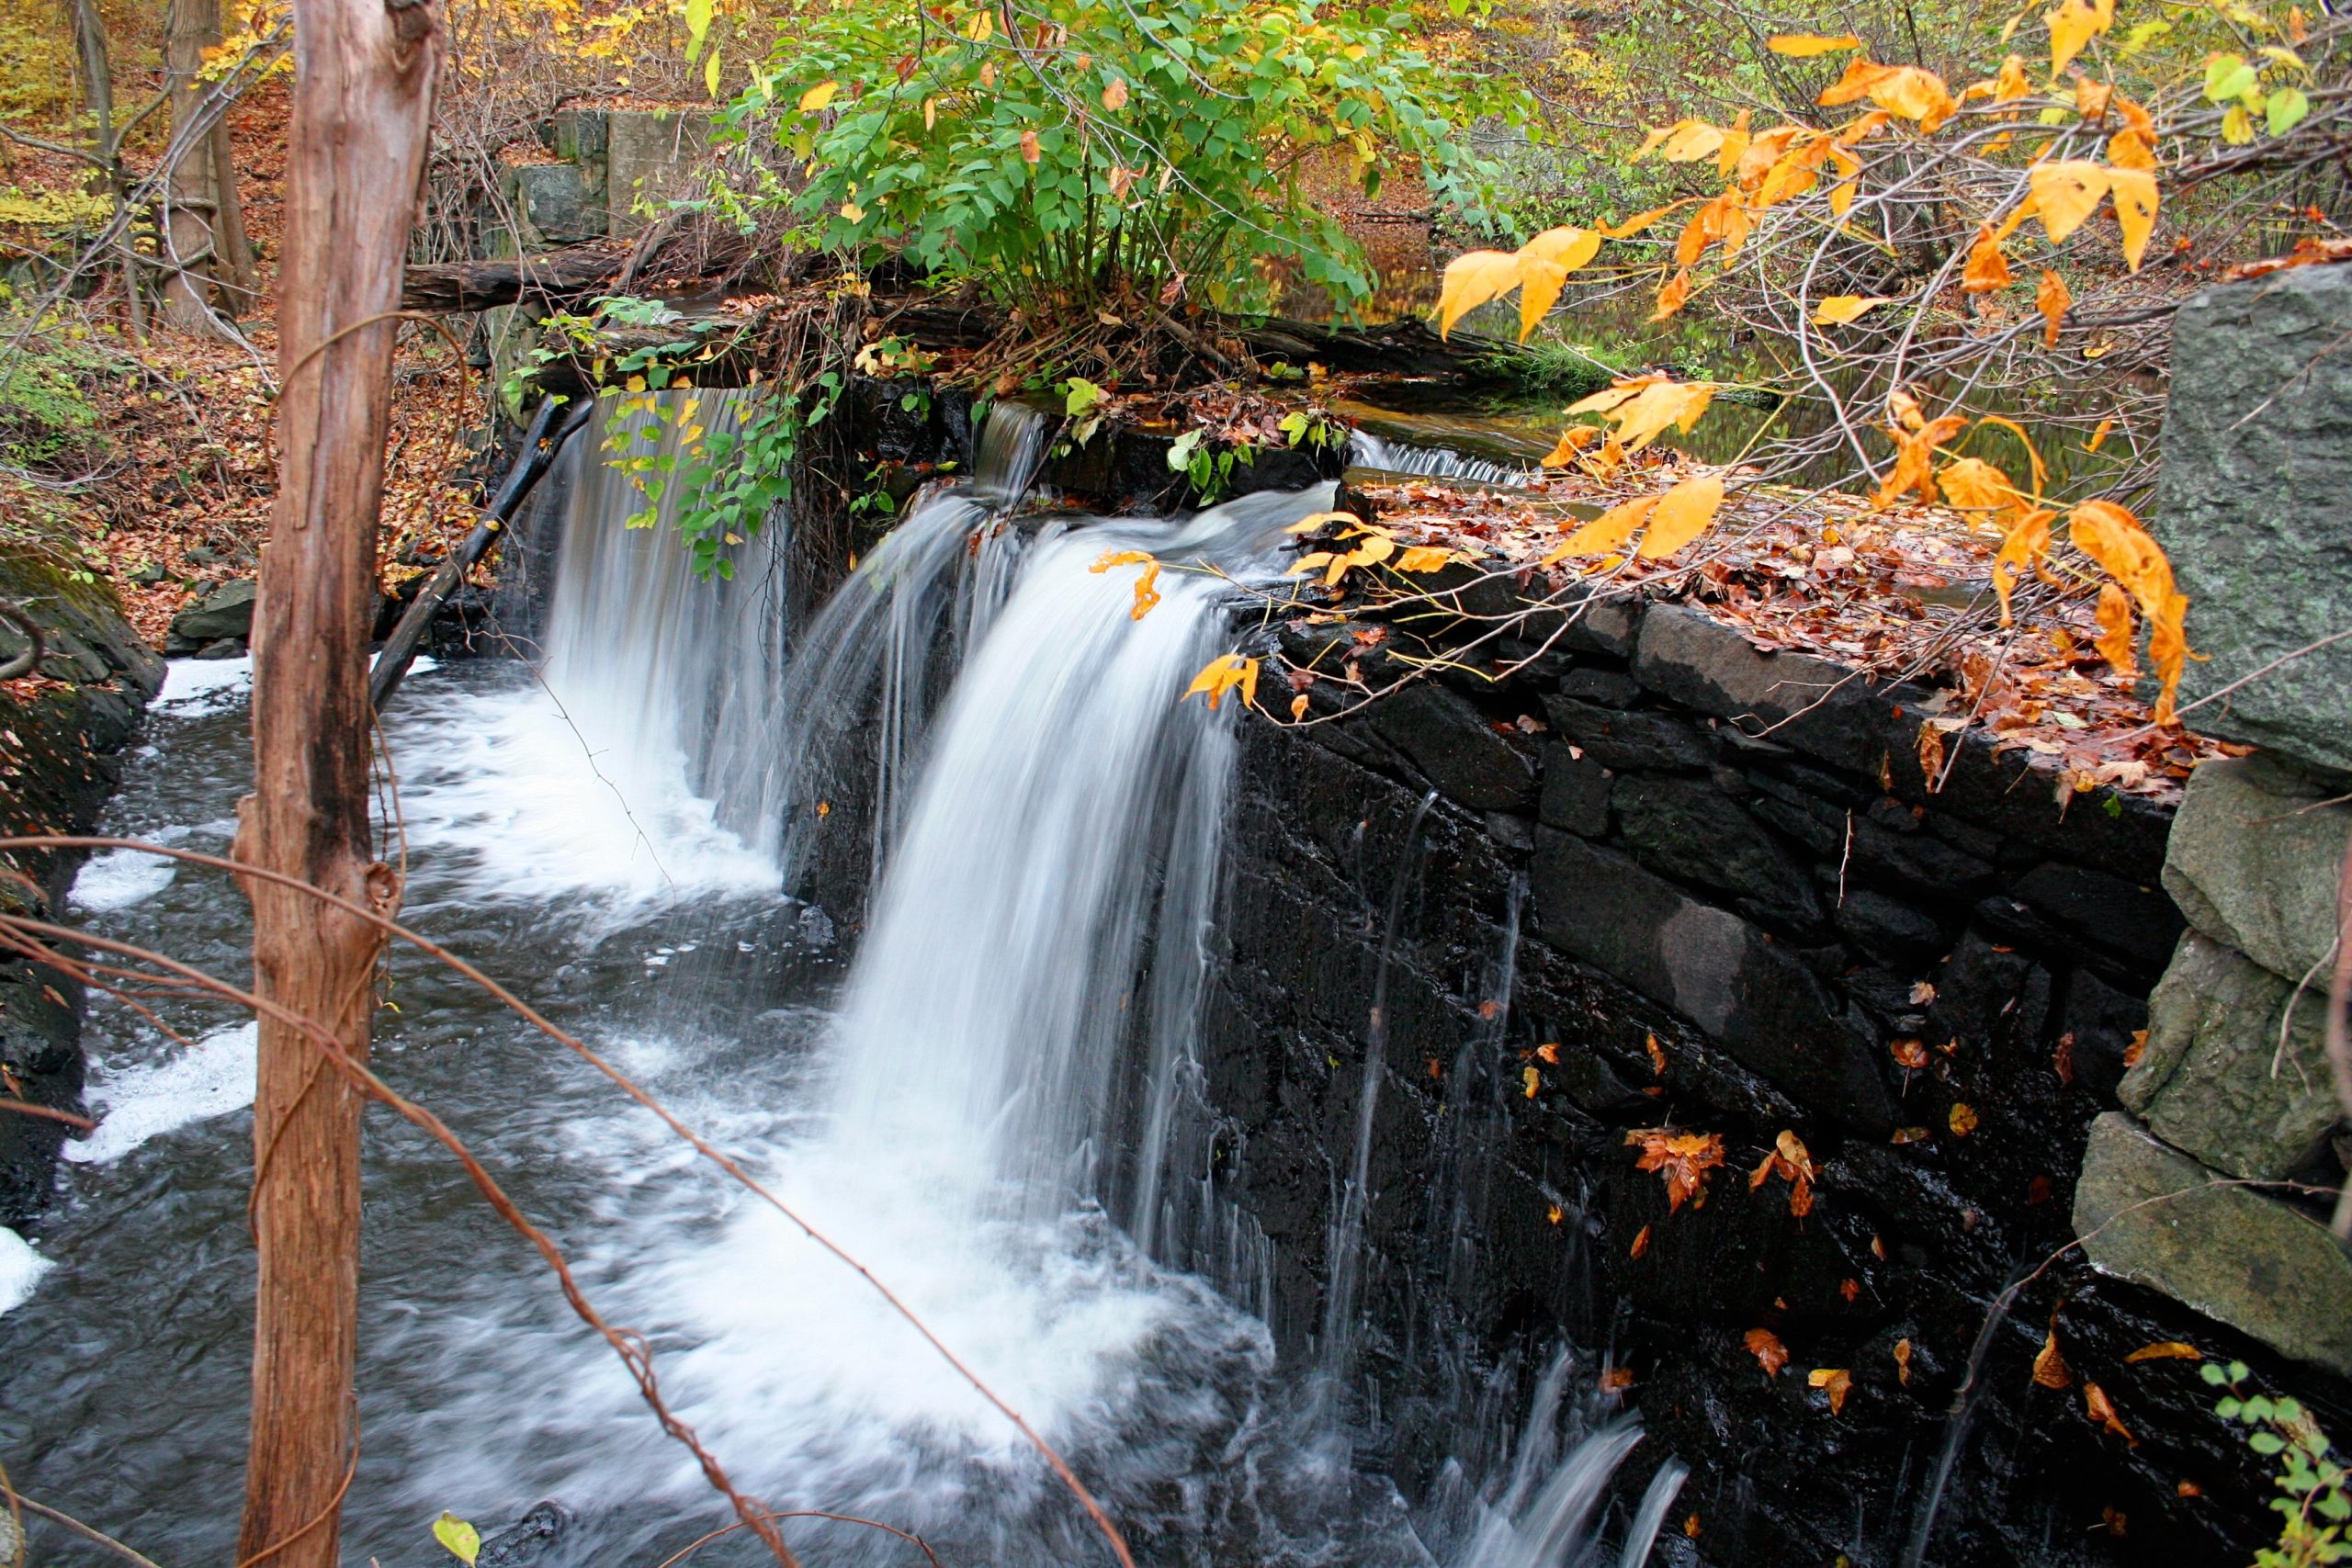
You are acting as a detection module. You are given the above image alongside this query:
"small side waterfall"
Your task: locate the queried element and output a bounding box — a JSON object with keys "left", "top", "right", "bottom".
{"left": 537, "top": 388, "right": 794, "bottom": 866}
{"left": 1350, "top": 430, "right": 1536, "bottom": 488}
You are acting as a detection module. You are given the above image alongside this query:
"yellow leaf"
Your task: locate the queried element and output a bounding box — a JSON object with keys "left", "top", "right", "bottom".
{"left": 1129, "top": 563, "right": 1161, "bottom": 620}
{"left": 1808, "top": 1367, "right": 1854, "bottom": 1414}
{"left": 2108, "top": 126, "right": 2157, "bottom": 172}
{"left": 1437, "top": 249, "right": 1522, "bottom": 339}
{"left": 1183, "top": 654, "right": 1259, "bottom": 711}
{"left": 1818, "top": 60, "right": 1956, "bottom": 130}
{"left": 2096, "top": 582, "right": 2137, "bottom": 674}
{"left": 2068, "top": 497, "right": 2175, "bottom": 617}
{"left": 705, "top": 47, "right": 723, "bottom": 97}
{"left": 840, "top": 200, "right": 865, "bottom": 223}
{"left": 798, "top": 80, "right": 840, "bottom": 113}
{"left": 2044, "top": 0, "right": 2116, "bottom": 78}
{"left": 2086, "top": 416, "right": 2114, "bottom": 451}
{"left": 1290, "top": 693, "right": 1309, "bottom": 720}
{"left": 2076, "top": 77, "right": 2113, "bottom": 119}
{"left": 2029, "top": 160, "right": 2110, "bottom": 244}
{"left": 1768, "top": 31, "right": 1863, "bottom": 55}
{"left": 924, "top": 96, "right": 937, "bottom": 130}
{"left": 1635, "top": 474, "right": 1726, "bottom": 558}
{"left": 1287, "top": 551, "right": 1335, "bottom": 577}
{"left": 1814, "top": 294, "right": 1893, "bottom": 324}
{"left": 2108, "top": 166, "right": 2157, "bottom": 271}
{"left": 1948, "top": 1101, "right": 1979, "bottom": 1136}
{"left": 1595, "top": 203, "right": 1683, "bottom": 240}
{"left": 1543, "top": 495, "right": 1657, "bottom": 564}
{"left": 2125, "top": 1341, "right": 2202, "bottom": 1363}
{"left": 1285, "top": 510, "right": 1364, "bottom": 534}
{"left": 1657, "top": 119, "right": 1728, "bottom": 164}
{"left": 1521, "top": 226, "right": 1604, "bottom": 272}
{"left": 2036, "top": 269, "right": 2072, "bottom": 346}
{"left": 1938, "top": 457, "right": 2021, "bottom": 514}
{"left": 1396, "top": 545, "right": 1457, "bottom": 572}
{"left": 1102, "top": 76, "right": 1129, "bottom": 111}
{"left": 434, "top": 1513, "right": 482, "bottom": 1567}
{"left": 1992, "top": 508, "right": 2053, "bottom": 626}
{"left": 1540, "top": 425, "right": 1600, "bottom": 468}
{"left": 2148, "top": 590, "right": 2190, "bottom": 726}
{"left": 1650, "top": 267, "right": 1693, "bottom": 321}
{"left": 1522, "top": 1065, "right": 1541, "bottom": 1099}
{"left": 1962, "top": 225, "right": 2013, "bottom": 293}
{"left": 1518, "top": 257, "right": 1569, "bottom": 342}
{"left": 1576, "top": 378, "right": 1716, "bottom": 451}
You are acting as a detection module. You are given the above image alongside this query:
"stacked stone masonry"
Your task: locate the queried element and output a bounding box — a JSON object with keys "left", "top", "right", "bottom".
{"left": 1194, "top": 575, "right": 2349, "bottom": 1565}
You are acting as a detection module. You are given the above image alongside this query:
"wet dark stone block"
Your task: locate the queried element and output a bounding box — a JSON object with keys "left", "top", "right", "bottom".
{"left": 2057, "top": 964, "right": 2149, "bottom": 1102}
{"left": 1531, "top": 829, "right": 1895, "bottom": 1131}
{"left": 1745, "top": 782, "right": 1849, "bottom": 857}
{"left": 1537, "top": 744, "right": 1611, "bottom": 836}
{"left": 1541, "top": 694, "right": 1713, "bottom": 773}
{"left": 2007, "top": 860, "right": 2186, "bottom": 976}
{"left": 1832, "top": 886, "right": 1951, "bottom": 964}
{"left": 1367, "top": 682, "right": 1533, "bottom": 813}
{"left": 1633, "top": 602, "right": 1916, "bottom": 778}
{"left": 1558, "top": 666, "right": 1641, "bottom": 706}
{"left": 1847, "top": 812, "right": 1999, "bottom": 897}
{"left": 1611, "top": 773, "right": 1825, "bottom": 935}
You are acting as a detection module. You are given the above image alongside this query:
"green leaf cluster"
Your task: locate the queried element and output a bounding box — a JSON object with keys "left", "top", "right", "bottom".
{"left": 720, "top": 0, "right": 1521, "bottom": 316}
{"left": 2206, "top": 1360, "right": 2352, "bottom": 1566}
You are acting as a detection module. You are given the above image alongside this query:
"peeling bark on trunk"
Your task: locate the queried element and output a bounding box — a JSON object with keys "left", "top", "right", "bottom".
{"left": 232, "top": 0, "right": 440, "bottom": 1563}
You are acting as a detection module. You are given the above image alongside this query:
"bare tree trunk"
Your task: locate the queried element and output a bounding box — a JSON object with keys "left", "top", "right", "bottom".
{"left": 232, "top": 0, "right": 441, "bottom": 1562}
{"left": 68, "top": 0, "right": 144, "bottom": 342}
{"left": 163, "top": 0, "right": 258, "bottom": 332}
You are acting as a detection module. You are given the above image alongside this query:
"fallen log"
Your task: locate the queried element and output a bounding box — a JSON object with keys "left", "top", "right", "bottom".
{"left": 399, "top": 242, "right": 629, "bottom": 313}
{"left": 369, "top": 395, "right": 594, "bottom": 710}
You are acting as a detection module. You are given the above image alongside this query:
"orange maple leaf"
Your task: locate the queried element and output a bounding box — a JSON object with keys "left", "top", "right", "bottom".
{"left": 1627, "top": 1127, "right": 1727, "bottom": 1213}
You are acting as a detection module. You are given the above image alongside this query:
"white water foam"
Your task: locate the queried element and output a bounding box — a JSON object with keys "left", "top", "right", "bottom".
{"left": 155, "top": 654, "right": 253, "bottom": 713}
{"left": 0, "top": 1225, "right": 51, "bottom": 1316}
{"left": 65, "top": 1021, "right": 258, "bottom": 1165}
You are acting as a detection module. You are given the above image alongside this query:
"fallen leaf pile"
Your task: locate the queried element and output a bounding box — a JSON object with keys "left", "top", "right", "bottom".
{"left": 1316, "top": 463, "right": 2242, "bottom": 804}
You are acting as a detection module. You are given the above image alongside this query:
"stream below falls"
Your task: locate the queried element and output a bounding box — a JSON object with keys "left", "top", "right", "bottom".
{"left": 0, "top": 403, "right": 1689, "bottom": 1568}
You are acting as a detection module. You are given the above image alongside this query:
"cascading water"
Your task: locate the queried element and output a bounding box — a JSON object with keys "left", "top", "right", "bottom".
{"left": 1349, "top": 431, "right": 1535, "bottom": 488}
{"left": 6, "top": 400, "right": 1685, "bottom": 1568}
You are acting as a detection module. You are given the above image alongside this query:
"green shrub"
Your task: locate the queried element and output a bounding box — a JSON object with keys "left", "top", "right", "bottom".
{"left": 719, "top": 0, "right": 1524, "bottom": 318}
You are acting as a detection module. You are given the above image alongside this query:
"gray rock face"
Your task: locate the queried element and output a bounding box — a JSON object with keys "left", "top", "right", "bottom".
{"left": 167, "top": 578, "right": 255, "bottom": 651}
{"left": 2163, "top": 755, "right": 2348, "bottom": 983}
{"left": 605, "top": 110, "right": 708, "bottom": 236}
{"left": 1532, "top": 827, "right": 1894, "bottom": 1128}
{"left": 2150, "top": 262, "right": 2352, "bottom": 773}
{"left": 2075, "top": 1111, "right": 2352, "bottom": 1374}
{"left": 1633, "top": 602, "right": 1897, "bottom": 776}
{"left": 2127, "top": 931, "right": 2341, "bottom": 1180}
{"left": 511, "top": 162, "right": 605, "bottom": 244}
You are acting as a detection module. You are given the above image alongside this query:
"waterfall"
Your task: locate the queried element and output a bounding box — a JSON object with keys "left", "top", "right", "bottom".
{"left": 536, "top": 387, "right": 794, "bottom": 866}
{"left": 820, "top": 485, "right": 1320, "bottom": 1224}
{"left": 1350, "top": 430, "right": 1536, "bottom": 488}
{"left": 773, "top": 401, "right": 1048, "bottom": 886}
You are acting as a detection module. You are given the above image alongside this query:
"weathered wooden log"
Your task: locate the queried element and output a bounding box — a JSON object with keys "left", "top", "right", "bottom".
{"left": 399, "top": 242, "right": 629, "bottom": 312}
{"left": 369, "top": 395, "right": 592, "bottom": 710}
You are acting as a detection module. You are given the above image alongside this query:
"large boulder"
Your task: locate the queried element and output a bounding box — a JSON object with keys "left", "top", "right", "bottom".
{"left": 2163, "top": 754, "right": 2348, "bottom": 984}
{"left": 166, "top": 577, "right": 255, "bottom": 654}
{"left": 2149, "top": 261, "right": 2352, "bottom": 773}
{"left": 2075, "top": 1111, "right": 2352, "bottom": 1374}
{"left": 2126, "top": 931, "right": 2341, "bottom": 1181}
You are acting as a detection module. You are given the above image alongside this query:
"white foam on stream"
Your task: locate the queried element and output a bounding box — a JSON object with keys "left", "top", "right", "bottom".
{"left": 0, "top": 1226, "right": 51, "bottom": 1316}
{"left": 65, "top": 1021, "right": 258, "bottom": 1165}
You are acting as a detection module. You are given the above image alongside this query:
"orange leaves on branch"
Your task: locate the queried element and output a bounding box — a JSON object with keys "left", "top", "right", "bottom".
{"left": 1628, "top": 1127, "right": 1727, "bottom": 1213}
{"left": 2036, "top": 270, "right": 2072, "bottom": 346}
{"left": 2028, "top": 161, "right": 2157, "bottom": 271}
{"left": 1020, "top": 128, "right": 1042, "bottom": 164}
{"left": 1962, "top": 224, "right": 2014, "bottom": 293}
{"left": 2095, "top": 583, "right": 2138, "bottom": 674}
{"left": 1817, "top": 59, "right": 1957, "bottom": 132}
{"left": 1183, "top": 654, "right": 1259, "bottom": 711}
{"left": 1437, "top": 227, "right": 1606, "bottom": 342}
{"left": 1651, "top": 267, "right": 1694, "bottom": 321}
{"left": 1873, "top": 391, "right": 1970, "bottom": 508}
{"left": 1569, "top": 377, "right": 1716, "bottom": 452}
{"left": 2067, "top": 498, "right": 2192, "bottom": 719}
{"left": 2045, "top": 0, "right": 2117, "bottom": 77}
{"left": 1100, "top": 76, "right": 1128, "bottom": 111}
{"left": 1544, "top": 495, "right": 1655, "bottom": 565}
{"left": 1637, "top": 475, "right": 1726, "bottom": 558}
{"left": 1594, "top": 203, "right": 1683, "bottom": 240}
{"left": 1745, "top": 1327, "right": 1792, "bottom": 1377}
